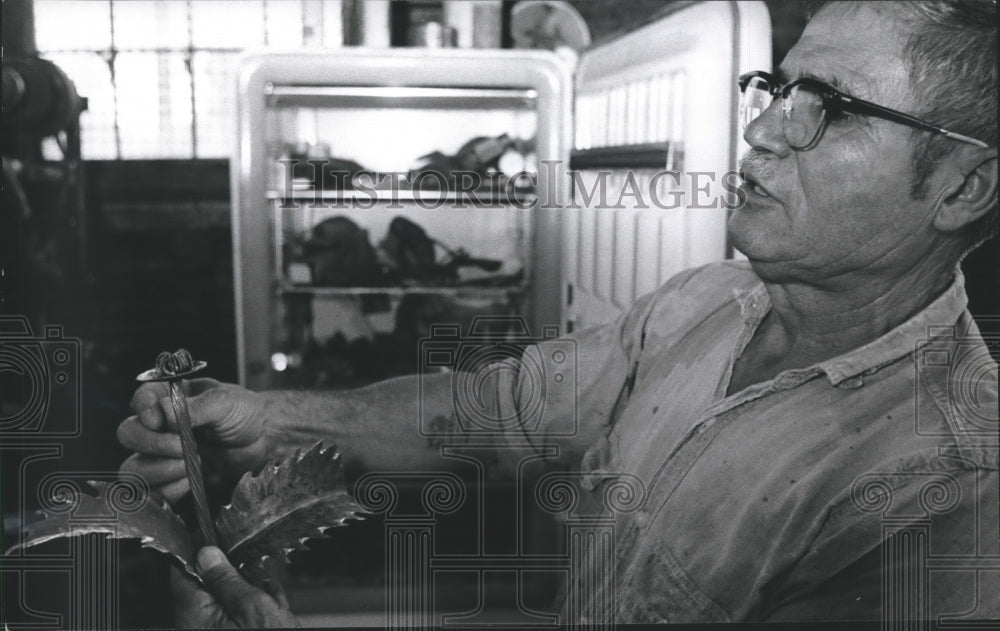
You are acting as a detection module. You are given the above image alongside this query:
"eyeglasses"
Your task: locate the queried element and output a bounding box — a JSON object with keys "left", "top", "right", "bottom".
{"left": 738, "top": 70, "right": 990, "bottom": 151}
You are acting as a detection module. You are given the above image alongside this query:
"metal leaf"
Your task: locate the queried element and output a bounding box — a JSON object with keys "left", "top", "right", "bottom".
{"left": 214, "top": 442, "right": 364, "bottom": 571}
{"left": 6, "top": 481, "right": 198, "bottom": 578}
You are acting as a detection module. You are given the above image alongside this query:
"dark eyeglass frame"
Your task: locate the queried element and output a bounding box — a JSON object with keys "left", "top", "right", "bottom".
{"left": 738, "top": 70, "right": 990, "bottom": 150}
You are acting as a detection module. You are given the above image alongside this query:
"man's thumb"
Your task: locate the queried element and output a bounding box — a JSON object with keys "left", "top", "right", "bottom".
{"left": 160, "top": 387, "right": 225, "bottom": 430}
{"left": 196, "top": 546, "right": 256, "bottom": 614}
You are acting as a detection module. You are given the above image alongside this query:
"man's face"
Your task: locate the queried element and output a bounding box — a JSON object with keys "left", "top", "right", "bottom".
{"left": 728, "top": 2, "right": 937, "bottom": 283}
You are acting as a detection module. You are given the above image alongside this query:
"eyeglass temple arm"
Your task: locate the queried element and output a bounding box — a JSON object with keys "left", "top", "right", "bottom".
{"left": 839, "top": 95, "right": 990, "bottom": 148}
{"left": 940, "top": 130, "right": 990, "bottom": 148}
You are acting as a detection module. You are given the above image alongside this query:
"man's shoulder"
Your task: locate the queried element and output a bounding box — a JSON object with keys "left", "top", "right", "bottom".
{"left": 612, "top": 260, "right": 761, "bottom": 346}
{"left": 651, "top": 259, "right": 759, "bottom": 301}
{"left": 641, "top": 260, "right": 761, "bottom": 318}
{"left": 910, "top": 312, "right": 999, "bottom": 471}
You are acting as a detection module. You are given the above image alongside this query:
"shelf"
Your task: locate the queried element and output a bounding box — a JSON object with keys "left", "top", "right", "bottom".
{"left": 266, "top": 188, "right": 537, "bottom": 206}
{"left": 278, "top": 284, "right": 527, "bottom": 298}
{"left": 265, "top": 85, "right": 538, "bottom": 110}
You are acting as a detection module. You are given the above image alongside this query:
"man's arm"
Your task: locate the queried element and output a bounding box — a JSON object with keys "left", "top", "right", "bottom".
{"left": 119, "top": 269, "right": 672, "bottom": 503}
{"left": 261, "top": 371, "right": 468, "bottom": 472}
{"left": 117, "top": 371, "right": 465, "bottom": 504}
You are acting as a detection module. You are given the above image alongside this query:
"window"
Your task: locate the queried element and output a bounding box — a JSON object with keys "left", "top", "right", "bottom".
{"left": 35, "top": 0, "right": 344, "bottom": 159}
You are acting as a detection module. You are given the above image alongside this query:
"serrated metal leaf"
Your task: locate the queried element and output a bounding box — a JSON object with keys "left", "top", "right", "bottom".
{"left": 5, "top": 481, "right": 198, "bottom": 578}
{"left": 214, "top": 442, "right": 363, "bottom": 571}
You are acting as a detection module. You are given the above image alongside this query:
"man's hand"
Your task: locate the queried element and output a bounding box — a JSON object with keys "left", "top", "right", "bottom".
{"left": 118, "top": 379, "right": 272, "bottom": 504}
{"left": 172, "top": 546, "right": 300, "bottom": 628}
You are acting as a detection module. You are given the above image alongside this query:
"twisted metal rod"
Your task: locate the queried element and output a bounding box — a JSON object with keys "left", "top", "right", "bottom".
{"left": 141, "top": 349, "right": 218, "bottom": 548}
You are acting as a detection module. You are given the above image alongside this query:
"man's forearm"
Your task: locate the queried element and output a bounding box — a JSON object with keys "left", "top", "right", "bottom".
{"left": 259, "top": 372, "right": 470, "bottom": 473}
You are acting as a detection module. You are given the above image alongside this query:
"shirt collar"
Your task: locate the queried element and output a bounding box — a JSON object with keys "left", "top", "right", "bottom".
{"left": 732, "top": 272, "right": 969, "bottom": 386}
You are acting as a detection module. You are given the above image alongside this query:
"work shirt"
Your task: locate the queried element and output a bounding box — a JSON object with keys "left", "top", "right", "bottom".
{"left": 489, "top": 261, "right": 999, "bottom": 623}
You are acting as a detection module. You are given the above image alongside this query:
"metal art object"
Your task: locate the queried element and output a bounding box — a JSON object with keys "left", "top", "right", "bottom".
{"left": 136, "top": 349, "right": 216, "bottom": 547}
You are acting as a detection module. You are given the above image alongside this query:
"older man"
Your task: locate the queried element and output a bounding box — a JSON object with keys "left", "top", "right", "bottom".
{"left": 119, "top": 0, "right": 997, "bottom": 625}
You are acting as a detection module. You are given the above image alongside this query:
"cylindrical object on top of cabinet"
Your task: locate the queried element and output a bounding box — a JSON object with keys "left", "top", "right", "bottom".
{"left": 443, "top": 1, "right": 503, "bottom": 49}
{"left": 472, "top": 1, "right": 503, "bottom": 48}
{"left": 362, "top": 0, "right": 391, "bottom": 48}
{"left": 409, "top": 21, "right": 457, "bottom": 48}
{"left": 443, "top": 1, "right": 474, "bottom": 48}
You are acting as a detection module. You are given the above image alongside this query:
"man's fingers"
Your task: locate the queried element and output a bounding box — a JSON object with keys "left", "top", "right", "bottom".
{"left": 117, "top": 451, "right": 190, "bottom": 505}
{"left": 158, "top": 386, "right": 230, "bottom": 432}
{"left": 159, "top": 477, "right": 190, "bottom": 505}
{"left": 131, "top": 382, "right": 170, "bottom": 430}
{"left": 170, "top": 563, "right": 212, "bottom": 612}
{"left": 259, "top": 576, "right": 291, "bottom": 609}
{"left": 186, "top": 386, "right": 244, "bottom": 432}
{"left": 132, "top": 380, "right": 220, "bottom": 431}
{"left": 192, "top": 546, "right": 300, "bottom": 627}
{"left": 119, "top": 453, "right": 187, "bottom": 485}
{"left": 117, "top": 416, "right": 183, "bottom": 457}
{"left": 169, "top": 564, "right": 225, "bottom": 629}
{"left": 196, "top": 547, "right": 258, "bottom": 617}
{"left": 185, "top": 378, "right": 222, "bottom": 396}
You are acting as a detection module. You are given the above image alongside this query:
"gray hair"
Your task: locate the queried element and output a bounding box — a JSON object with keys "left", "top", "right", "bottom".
{"left": 811, "top": 1, "right": 998, "bottom": 248}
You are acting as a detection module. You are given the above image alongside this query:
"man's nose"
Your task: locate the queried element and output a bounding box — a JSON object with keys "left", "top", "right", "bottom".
{"left": 743, "top": 98, "right": 792, "bottom": 158}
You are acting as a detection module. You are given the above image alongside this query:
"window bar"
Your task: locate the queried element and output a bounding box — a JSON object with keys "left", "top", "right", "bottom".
{"left": 157, "top": 52, "right": 171, "bottom": 155}
{"left": 108, "top": 0, "right": 122, "bottom": 159}
{"left": 186, "top": 0, "right": 198, "bottom": 158}
{"left": 666, "top": 71, "right": 685, "bottom": 172}
{"left": 318, "top": 0, "right": 326, "bottom": 48}
{"left": 263, "top": 0, "right": 270, "bottom": 46}
{"left": 301, "top": 0, "right": 309, "bottom": 44}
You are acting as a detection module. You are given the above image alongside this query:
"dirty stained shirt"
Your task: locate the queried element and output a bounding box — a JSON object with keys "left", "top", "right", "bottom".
{"left": 490, "top": 260, "right": 999, "bottom": 623}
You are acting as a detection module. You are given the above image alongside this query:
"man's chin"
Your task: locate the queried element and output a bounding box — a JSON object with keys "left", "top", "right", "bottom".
{"left": 727, "top": 213, "right": 771, "bottom": 259}
{"left": 726, "top": 218, "right": 795, "bottom": 269}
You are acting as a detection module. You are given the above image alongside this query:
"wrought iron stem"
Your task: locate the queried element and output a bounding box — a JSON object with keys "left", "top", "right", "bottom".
{"left": 137, "top": 349, "right": 217, "bottom": 548}
{"left": 168, "top": 379, "right": 218, "bottom": 548}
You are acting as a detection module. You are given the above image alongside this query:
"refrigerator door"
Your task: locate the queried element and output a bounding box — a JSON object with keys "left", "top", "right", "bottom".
{"left": 563, "top": 1, "right": 771, "bottom": 331}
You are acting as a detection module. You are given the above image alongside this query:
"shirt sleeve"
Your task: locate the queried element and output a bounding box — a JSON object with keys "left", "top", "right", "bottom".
{"left": 483, "top": 266, "right": 705, "bottom": 479}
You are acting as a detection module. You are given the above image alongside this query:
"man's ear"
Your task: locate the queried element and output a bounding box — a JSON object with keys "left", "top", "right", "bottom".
{"left": 932, "top": 149, "right": 998, "bottom": 233}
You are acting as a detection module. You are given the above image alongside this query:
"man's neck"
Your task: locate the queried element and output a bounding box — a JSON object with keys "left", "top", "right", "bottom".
{"left": 728, "top": 253, "right": 958, "bottom": 394}
{"left": 765, "top": 270, "right": 952, "bottom": 358}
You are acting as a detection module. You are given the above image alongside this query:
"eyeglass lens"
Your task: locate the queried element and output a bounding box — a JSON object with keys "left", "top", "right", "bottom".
{"left": 740, "top": 76, "right": 772, "bottom": 132}
{"left": 740, "top": 77, "right": 826, "bottom": 149}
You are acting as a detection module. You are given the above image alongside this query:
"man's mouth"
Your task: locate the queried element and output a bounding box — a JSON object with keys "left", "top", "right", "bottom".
{"left": 740, "top": 171, "right": 773, "bottom": 199}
